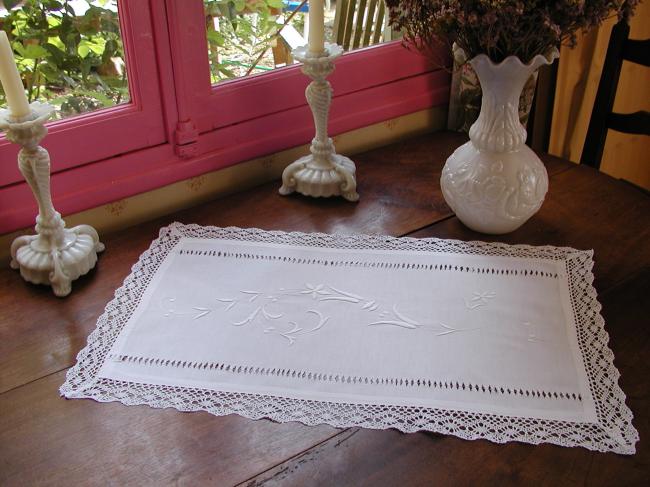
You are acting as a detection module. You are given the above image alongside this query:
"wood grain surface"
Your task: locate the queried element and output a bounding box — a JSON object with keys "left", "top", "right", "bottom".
{"left": 1, "top": 132, "right": 647, "bottom": 486}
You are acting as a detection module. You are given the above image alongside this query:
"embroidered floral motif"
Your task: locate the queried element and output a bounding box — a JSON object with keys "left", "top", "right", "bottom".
{"left": 369, "top": 304, "right": 420, "bottom": 329}
{"left": 264, "top": 310, "right": 329, "bottom": 345}
{"left": 160, "top": 284, "right": 505, "bottom": 345}
{"left": 435, "top": 322, "right": 478, "bottom": 336}
{"left": 214, "top": 286, "right": 343, "bottom": 344}
{"left": 523, "top": 321, "right": 547, "bottom": 344}
{"left": 214, "top": 285, "right": 346, "bottom": 345}
{"left": 160, "top": 297, "right": 211, "bottom": 320}
{"left": 220, "top": 284, "right": 448, "bottom": 341}
{"left": 156, "top": 283, "right": 483, "bottom": 344}
{"left": 464, "top": 291, "right": 496, "bottom": 310}
{"left": 369, "top": 304, "right": 478, "bottom": 336}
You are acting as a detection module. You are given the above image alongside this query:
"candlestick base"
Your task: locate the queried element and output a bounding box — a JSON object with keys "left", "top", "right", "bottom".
{"left": 10, "top": 223, "right": 104, "bottom": 297}
{"left": 1, "top": 102, "right": 104, "bottom": 297}
{"left": 279, "top": 151, "right": 358, "bottom": 202}
{"left": 280, "top": 43, "right": 359, "bottom": 202}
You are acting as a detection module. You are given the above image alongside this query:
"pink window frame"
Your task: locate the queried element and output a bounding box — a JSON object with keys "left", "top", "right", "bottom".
{"left": 0, "top": 0, "right": 167, "bottom": 187}
{"left": 0, "top": 0, "right": 450, "bottom": 234}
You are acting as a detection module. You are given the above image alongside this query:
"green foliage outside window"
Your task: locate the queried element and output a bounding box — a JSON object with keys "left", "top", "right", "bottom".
{"left": 0, "top": 0, "right": 304, "bottom": 119}
{"left": 205, "top": 0, "right": 304, "bottom": 82}
{"left": 0, "top": 0, "right": 127, "bottom": 120}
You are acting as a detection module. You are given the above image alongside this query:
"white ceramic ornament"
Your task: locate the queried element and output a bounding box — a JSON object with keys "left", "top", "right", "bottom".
{"left": 279, "top": 43, "right": 359, "bottom": 202}
{"left": 441, "top": 49, "right": 559, "bottom": 234}
{"left": 1, "top": 102, "right": 104, "bottom": 297}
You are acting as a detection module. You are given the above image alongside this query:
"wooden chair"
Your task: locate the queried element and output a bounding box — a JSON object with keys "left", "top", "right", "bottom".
{"left": 332, "top": 0, "right": 392, "bottom": 51}
{"left": 581, "top": 18, "right": 650, "bottom": 169}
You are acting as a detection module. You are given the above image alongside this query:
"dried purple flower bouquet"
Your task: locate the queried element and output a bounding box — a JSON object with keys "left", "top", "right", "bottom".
{"left": 386, "top": 0, "right": 640, "bottom": 64}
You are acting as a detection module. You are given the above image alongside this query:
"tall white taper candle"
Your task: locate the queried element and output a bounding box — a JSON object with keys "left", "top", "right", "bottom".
{"left": 308, "top": 0, "right": 325, "bottom": 55}
{"left": 0, "top": 31, "right": 31, "bottom": 119}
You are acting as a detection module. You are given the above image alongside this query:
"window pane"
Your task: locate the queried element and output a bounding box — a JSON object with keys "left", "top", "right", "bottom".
{"left": 0, "top": 0, "right": 129, "bottom": 120}
{"left": 205, "top": 0, "right": 401, "bottom": 84}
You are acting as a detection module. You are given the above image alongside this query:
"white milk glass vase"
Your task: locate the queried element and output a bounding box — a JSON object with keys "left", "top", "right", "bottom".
{"left": 441, "top": 49, "right": 559, "bottom": 234}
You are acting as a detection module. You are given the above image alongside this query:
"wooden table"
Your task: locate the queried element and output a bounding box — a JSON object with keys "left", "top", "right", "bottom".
{"left": 1, "top": 132, "right": 648, "bottom": 486}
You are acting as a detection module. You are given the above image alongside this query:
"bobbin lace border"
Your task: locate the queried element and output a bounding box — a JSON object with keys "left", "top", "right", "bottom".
{"left": 60, "top": 223, "right": 639, "bottom": 454}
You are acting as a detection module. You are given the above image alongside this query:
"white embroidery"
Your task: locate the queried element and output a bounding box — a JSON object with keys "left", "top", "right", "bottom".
{"left": 160, "top": 297, "right": 212, "bottom": 320}
{"left": 369, "top": 304, "right": 478, "bottom": 336}
{"left": 215, "top": 287, "right": 337, "bottom": 344}
{"left": 435, "top": 322, "right": 479, "bottom": 336}
{"left": 264, "top": 310, "right": 329, "bottom": 345}
{"left": 368, "top": 304, "right": 420, "bottom": 329}
{"left": 167, "top": 283, "right": 491, "bottom": 344}
{"left": 523, "top": 321, "right": 547, "bottom": 343}
{"left": 160, "top": 287, "right": 544, "bottom": 347}
{"left": 464, "top": 291, "right": 496, "bottom": 310}
{"left": 231, "top": 306, "right": 283, "bottom": 327}
{"left": 216, "top": 285, "right": 482, "bottom": 342}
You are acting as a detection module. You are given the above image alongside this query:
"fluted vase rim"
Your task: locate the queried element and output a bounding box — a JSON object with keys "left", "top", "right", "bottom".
{"left": 469, "top": 48, "right": 560, "bottom": 71}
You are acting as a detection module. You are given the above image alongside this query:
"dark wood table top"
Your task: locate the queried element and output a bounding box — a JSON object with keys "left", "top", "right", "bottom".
{"left": 1, "top": 131, "right": 648, "bottom": 486}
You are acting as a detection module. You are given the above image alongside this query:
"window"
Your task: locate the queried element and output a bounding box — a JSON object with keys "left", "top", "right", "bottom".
{"left": 0, "top": 0, "right": 129, "bottom": 120}
{"left": 0, "top": 0, "right": 448, "bottom": 233}
{"left": 169, "top": 1, "right": 444, "bottom": 152}
{"left": 204, "top": 0, "right": 401, "bottom": 83}
{"left": 0, "top": 0, "right": 166, "bottom": 187}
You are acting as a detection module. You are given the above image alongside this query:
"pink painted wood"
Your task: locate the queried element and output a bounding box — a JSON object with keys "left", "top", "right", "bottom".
{"left": 0, "top": 0, "right": 450, "bottom": 234}
{"left": 0, "top": 0, "right": 167, "bottom": 187}
{"left": 163, "top": 1, "right": 439, "bottom": 137}
{"left": 0, "top": 69, "right": 450, "bottom": 233}
{"left": 196, "top": 41, "right": 438, "bottom": 132}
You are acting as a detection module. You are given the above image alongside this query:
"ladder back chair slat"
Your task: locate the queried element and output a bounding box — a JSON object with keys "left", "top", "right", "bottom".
{"left": 351, "top": 0, "right": 368, "bottom": 50}
{"left": 372, "top": 1, "right": 385, "bottom": 45}
{"left": 341, "top": 0, "right": 357, "bottom": 50}
{"left": 333, "top": 0, "right": 348, "bottom": 45}
{"left": 362, "top": 0, "right": 380, "bottom": 47}
{"left": 581, "top": 19, "right": 650, "bottom": 169}
{"left": 607, "top": 111, "right": 650, "bottom": 135}
{"left": 334, "top": 0, "right": 388, "bottom": 51}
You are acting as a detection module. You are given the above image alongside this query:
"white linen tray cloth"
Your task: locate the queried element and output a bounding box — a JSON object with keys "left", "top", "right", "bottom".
{"left": 61, "top": 223, "right": 638, "bottom": 454}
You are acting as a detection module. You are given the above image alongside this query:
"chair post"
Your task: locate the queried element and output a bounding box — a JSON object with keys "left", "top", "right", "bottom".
{"left": 351, "top": 0, "right": 368, "bottom": 50}
{"left": 341, "top": 0, "right": 357, "bottom": 49}
{"left": 527, "top": 61, "right": 559, "bottom": 153}
{"left": 372, "top": 1, "right": 385, "bottom": 45}
{"left": 581, "top": 19, "right": 630, "bottom": 168}
{"left": 333, "top": 0, "right": 349, "bottom": 46}
{"left": 362, "top": 0, "right": 379, "bottom": 47}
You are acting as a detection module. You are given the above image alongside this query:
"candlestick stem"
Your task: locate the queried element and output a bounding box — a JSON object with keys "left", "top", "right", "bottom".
{"left": 1, "top": 102, "right": 104, "bottom": 297}
{"left": 279, "top": 44, "right": 359, "bottom": 202}
{"left": 310, "top": 78, "right": 330, "bottom": 143}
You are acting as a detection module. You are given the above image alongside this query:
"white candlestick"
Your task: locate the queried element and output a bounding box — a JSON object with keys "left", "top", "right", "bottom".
{"left": 0, "top": 31, "right": 31, "bottom": 119}
{"left": 280, "top": 44, "right": 359, "bottom": 202}
{"left": 1, "top": 103, "right": 104, "bottom": 297}
{"left": 308, "top": 0, "right": 325, "bottom": 55}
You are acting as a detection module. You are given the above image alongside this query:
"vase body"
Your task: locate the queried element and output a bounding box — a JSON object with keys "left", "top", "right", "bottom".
{"left": 441, "top": 50, "right": 558, "bottom": 234}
